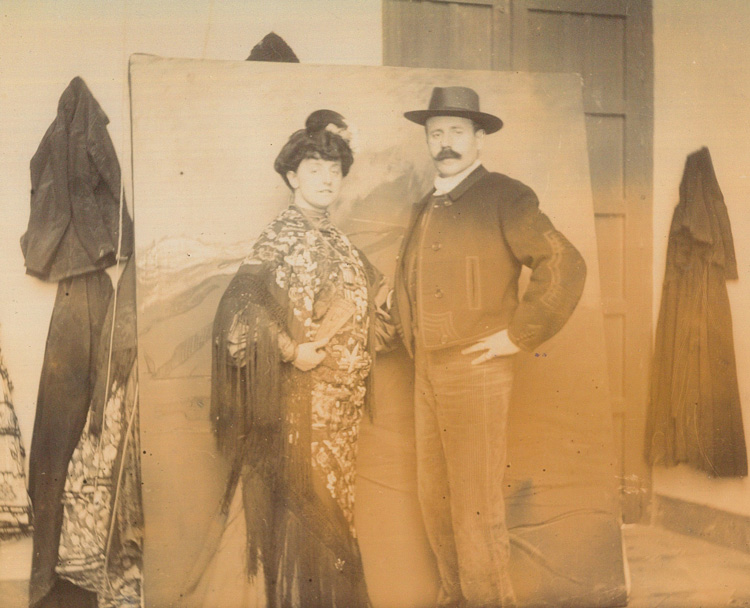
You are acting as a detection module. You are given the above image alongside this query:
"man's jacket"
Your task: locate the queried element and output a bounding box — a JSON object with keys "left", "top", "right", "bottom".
{"left": 393, "top": 165, "right": 586, "bottom": 355}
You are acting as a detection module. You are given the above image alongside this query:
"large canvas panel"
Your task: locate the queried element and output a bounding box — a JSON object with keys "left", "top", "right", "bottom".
{"left": 130, "top": 55, "right": 626, "bottom": 607}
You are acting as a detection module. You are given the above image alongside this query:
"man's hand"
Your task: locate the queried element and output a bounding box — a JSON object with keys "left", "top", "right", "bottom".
{"left": 292, "top": 338, "right": 329, "bottom": 371}
{"left": 461, "top": 329, "right": 520, "bottom": 365}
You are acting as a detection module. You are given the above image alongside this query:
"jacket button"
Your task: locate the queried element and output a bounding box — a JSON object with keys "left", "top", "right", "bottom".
{"left": 443, "top": 200, "right": 452, "bottom": 207}
{"left": 433, "top": 203, "right": 441, "bottom": 208}
{"left": 440, "top": 335, "right": 448, "bottom": 344}
{"left": 431, "top": 242, "right": 442, "bottom": 251}
{"left": 434, "top": 289, "right": 443, "bottom": 298}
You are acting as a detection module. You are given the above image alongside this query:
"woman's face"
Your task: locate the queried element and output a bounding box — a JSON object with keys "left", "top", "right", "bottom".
{"left": 286, "top": 157, "right": 343, "bottom": 212}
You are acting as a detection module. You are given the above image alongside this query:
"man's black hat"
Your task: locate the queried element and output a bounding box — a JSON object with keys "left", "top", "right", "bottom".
{"left": 404, "top": 86, "right": 503, "bottom": 134}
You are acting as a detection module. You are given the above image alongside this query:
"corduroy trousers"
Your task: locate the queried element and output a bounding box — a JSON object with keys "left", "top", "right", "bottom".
{"left": 414, "top": 344, "right": 516, "bottom": 608}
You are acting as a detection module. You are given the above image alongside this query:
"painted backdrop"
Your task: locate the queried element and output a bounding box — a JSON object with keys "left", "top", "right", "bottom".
{"left": 130, "top": 56, "right": 626, "bottom": 607}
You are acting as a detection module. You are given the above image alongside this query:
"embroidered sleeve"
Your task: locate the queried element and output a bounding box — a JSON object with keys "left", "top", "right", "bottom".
{"left": 277, "top": 328, "right": 299, "bottom": 363}
{"left": 500, "top": 186, "right": 587, "bottom": 352}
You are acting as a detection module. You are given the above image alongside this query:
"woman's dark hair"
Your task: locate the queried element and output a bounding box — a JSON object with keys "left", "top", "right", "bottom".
{"left": 274, "top": 110, "right": 354, "bottom": 189}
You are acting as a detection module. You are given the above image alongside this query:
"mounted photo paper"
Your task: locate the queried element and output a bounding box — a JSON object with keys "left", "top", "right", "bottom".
{"left": 130, "top": 55, "right": 626, "bottom": 607}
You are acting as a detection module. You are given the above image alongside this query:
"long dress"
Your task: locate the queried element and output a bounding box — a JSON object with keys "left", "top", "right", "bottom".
{"left": 196, "top": 204, "right": 383, "bottom": 608}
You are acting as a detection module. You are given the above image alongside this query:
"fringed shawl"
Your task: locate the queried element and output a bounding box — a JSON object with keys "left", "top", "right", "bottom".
{"left": 209, "top": 206, "right": 380, "bottom": 606}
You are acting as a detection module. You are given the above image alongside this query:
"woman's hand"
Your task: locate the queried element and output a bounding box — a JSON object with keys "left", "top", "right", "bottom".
{"left": 292, "top": 338, "right": 330, "bottom": 371}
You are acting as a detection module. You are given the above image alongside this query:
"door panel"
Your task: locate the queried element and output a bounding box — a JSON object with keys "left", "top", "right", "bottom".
{"left": 512, "top": 0, "right": 653, "bottom": 522}
{"left": 596, "top": 214, "right": 626, "bottom": 300}
{"left": 384, "top": 0, "right": 510, "bottom": 69}
{"left": 523, "top": 11, "right": 626, "bottom": 111}
{"left": 586, "top": 114, "right": 625, "bottom": 211}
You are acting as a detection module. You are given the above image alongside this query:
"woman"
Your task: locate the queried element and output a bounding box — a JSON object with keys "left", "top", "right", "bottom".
{"left": 194, "top": 110, "right": 391, "bottom": 608}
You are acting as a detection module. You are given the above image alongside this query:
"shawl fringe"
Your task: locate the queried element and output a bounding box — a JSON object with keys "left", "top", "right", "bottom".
{"left": 207, "top": 220, "right": 381, "bottom": 605}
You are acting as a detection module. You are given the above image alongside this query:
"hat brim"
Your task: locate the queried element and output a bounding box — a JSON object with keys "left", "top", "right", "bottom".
{"left": 403, "top": 109, "right": 503, "bottom": 134}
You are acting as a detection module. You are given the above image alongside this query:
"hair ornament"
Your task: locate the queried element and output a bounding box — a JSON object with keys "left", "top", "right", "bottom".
{"left": 324, "top": 122, "right": 359, "bottom": 155}
{"left": 305, "top": 109, "right": 359, "bottom": 154}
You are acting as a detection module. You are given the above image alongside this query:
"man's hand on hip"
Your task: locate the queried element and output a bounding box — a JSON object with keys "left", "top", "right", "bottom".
{"left": 461, "top": 329, "right": 520, "bottom": 365}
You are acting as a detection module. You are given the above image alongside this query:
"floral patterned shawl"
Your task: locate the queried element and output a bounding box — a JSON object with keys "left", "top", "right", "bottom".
{"left": 208, "top": 206, "right": 382, "bottom": 607}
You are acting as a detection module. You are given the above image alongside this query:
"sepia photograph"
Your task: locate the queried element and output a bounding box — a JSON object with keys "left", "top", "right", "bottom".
{"left": 2, "top": 1, "right": 750, "bottom": 607}
{"left": 129, "top": 55, "right": 619, "bottom": 608}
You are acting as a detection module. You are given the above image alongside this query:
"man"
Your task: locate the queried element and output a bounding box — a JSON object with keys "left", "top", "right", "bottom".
{"left": 393, "top": 86, "right": 587, "bottom": 607}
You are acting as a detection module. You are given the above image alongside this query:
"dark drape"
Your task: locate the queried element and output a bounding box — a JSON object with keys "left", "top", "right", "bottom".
{"left": 246, "top": 32, "right": 300, "bottom": 63}
{"left": 28, "top": 271, "right": 113, "bottom": 607}
{"left": 646, "top": 146, "right": 747, "bottom": 477}
{"left": 21, "top": 77, "right": 133, "bottom": 283}
{"left": 24, "top": 76, "right": 136, "bottom": 607}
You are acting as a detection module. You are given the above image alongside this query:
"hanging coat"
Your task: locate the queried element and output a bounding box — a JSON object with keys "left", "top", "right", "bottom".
{"left": 25, "top": 77, "right": 135, "bottom": 607}
{"left": 20, "top": 76, "right": 133, "bottom": 283}
{"left": 646, "top": 147, "right": 747, "bottom": 477}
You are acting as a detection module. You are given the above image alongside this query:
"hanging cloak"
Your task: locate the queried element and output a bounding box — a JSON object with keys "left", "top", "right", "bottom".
{"left": 20, "top": 76, "right": 133, "bottom": 283}
{"left": 646, "top": 146, "right": 747, "bottom": 477}
{"left": 24, "top": 77, "right": 136, "bottom": 607}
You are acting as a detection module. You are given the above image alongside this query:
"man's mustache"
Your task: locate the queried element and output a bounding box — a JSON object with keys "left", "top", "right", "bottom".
{"left": 435, "top": 148, "right": 462, "bottom": 161}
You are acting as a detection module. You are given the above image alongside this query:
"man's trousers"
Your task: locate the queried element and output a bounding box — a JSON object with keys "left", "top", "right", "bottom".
{"left": 414, "top": 344, "right": 516, "bottom": 608}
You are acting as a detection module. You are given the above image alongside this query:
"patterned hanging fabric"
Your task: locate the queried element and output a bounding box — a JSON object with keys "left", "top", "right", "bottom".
{"left": 0, "top": 341, "right": 33, "bottom": 541}
{"left": 54, "top": 258, "right": 144, "bottom": 608}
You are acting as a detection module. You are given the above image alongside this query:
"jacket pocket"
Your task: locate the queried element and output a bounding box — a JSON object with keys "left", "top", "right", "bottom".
{"left": 465, "top": 256, "right": 481, "bottom": 310}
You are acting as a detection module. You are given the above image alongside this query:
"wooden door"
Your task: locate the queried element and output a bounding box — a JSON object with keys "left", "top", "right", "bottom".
{"left": 383, "top": 0, "right": 654, "bottom": 523}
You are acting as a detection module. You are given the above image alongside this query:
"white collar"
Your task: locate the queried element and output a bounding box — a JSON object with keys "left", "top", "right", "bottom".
{"left": 433, "top": 159, "right": 482, "bottom": 196}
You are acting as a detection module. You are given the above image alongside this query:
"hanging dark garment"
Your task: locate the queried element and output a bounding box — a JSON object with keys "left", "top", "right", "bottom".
{"left": 646, "top": 147, "right": 747, "bottom": 477}
{"left": 246, "top": 32, "right": 299, "bottom": 62}
{"left": 28, "top": 271, "right": 113, "bottom": 607}
{"left": 24, "top": 77, "right": 135, "bottom": 608}
{"left": 20, "top": 76, "right": 133, "bottom": 283}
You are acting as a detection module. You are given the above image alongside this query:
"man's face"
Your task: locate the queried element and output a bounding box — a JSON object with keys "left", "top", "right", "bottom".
{"left": 425, "top": 115, "right": 484, "bottom": 177}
